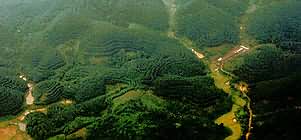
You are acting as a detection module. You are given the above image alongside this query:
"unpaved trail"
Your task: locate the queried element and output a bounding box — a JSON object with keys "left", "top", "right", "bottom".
{"left": 0, "top": 75, "right": 43, "bottom": 140}
{"left": 239, "top": 0, "right": 259, "bottom": 47}
{"left": 191, "top": 48, "right": 205, "bottom": 59}
{"left": 19, "top": 75, "right": 34, "bottom": 105}
{"left": 61, "top": 99, "right": 74, "bottom": 105}
{"left": 18, "top": 75, "right": 47, "bottom": 122}
{"left": 237, "top": 1, "right": 260, "bottom": 139}
{"left": 245, "top": 95, "right": 253, "bottom": 140}
{"left": 26, "top": 83, "right": 34, "bottom": 105}
{"left": 162, "top": 0, "right": 177, "bottom": 38}
{"left": 162, "top": 0, "right": 205, "bottom": 58}
{"left": 1, "top": 74, "right": 75, "bottom": 139}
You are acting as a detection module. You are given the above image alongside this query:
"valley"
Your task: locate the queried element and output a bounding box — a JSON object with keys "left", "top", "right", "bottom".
{"left": 0, "top": 0, "right": 300, "bottom": 140}
{"left": 175, "top": 0, "right": 258, "bottom": 139}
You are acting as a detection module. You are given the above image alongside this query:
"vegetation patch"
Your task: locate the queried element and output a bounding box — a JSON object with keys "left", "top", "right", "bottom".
{"left": 246, "top": 0, "right": 301, "bottom": 52}
{"left": 175, "top": 0, "right": 247, "bottom": 47}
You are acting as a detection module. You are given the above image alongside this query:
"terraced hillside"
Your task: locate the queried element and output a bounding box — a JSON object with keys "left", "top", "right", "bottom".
{"left": 0, "top": 76, "right": 27, "bottom": 116}
{"left": 0, "top": 0, "right": 232, "bottom": 140}
{"left": 0, "top": 0, "right": 300, "bottom": 140}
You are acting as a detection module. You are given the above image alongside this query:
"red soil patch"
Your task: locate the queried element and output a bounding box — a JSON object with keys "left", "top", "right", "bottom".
{"left": 0, "top": 126, "right": 17, "bottom": 140}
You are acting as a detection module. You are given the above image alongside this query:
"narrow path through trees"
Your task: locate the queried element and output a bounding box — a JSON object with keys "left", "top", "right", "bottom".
{"left": 162, "top": 0, "right": 205, "bottom": 58}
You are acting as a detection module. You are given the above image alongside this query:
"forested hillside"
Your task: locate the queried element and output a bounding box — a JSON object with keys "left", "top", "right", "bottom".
{"left": 175, "top": 0, "right": 248, "bottom": 47}
{"left": 246, "top": 0, "right": 301, "bottom": 52}
{"left": 0, "top": 0, "right": 232, "bottom": 140}
{"left": 226, "top": 0, "right": 301, "bottom": 139}
{"left": 0, "top": 0, "right": 300, "bottom": 140}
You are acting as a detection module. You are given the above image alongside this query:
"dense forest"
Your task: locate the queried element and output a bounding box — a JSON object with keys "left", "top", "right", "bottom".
{"left": 175, "top": 0, "right": 247, "bottom": 47}
{"left": 227, "top": 0, "right": 301, "bottom": 139}
{"left": 0, "top": 0, "right": 300, "bottom": 140}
